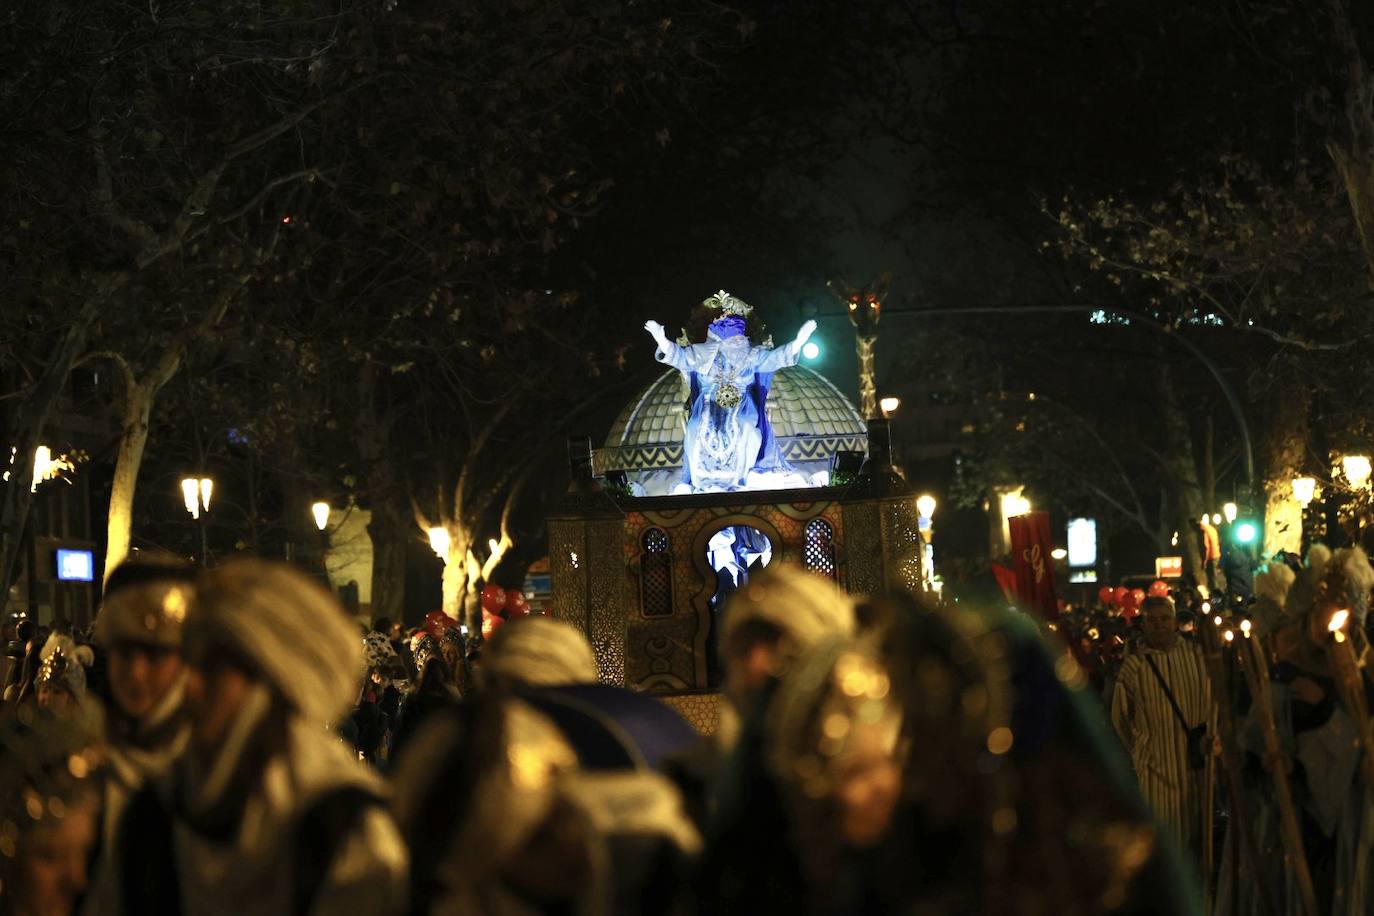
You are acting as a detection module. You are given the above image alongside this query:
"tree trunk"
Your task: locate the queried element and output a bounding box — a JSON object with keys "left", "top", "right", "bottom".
{"left": 1324, "top": 0, "right": 1374, "bottom": 287}
{"left": 1331, "top": 143, "right": 1374, "bottom": 290}
{"left": 1261, "top": 392, "right": 1308, "bottom": 557}
{"left": 0, "top": 279, "right": 123, "bottom": 614}
{"left": 361, "top": 501, "right": 405, "bottom": 624}
{"left": 104, "top": 381, "right": 156, "bottom": 583}
{"left": 440, "top": 536, "right": 467, "bottom": 621}
{"left": 1202, "top": 414, "right": 1216, "bottom": 511}
{"left": 355, "top": 362, "right": 410, "bottom": 623}
{"left": 102, "top": 287, "right": 235, "bottom": 583}
{"left": 1153, "top": 360, "right": 1208, "bottom": 585}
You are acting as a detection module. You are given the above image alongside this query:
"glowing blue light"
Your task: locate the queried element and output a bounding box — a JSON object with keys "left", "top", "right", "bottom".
{"left": 1235, "top": 522, "right": 1258, "bottom": 544}
{"left": 801, "top": 341, "right": 821, "bottom": 360}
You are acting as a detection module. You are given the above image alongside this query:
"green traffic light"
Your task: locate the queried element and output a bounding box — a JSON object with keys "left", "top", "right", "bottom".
{"left": 801, "top": 341, "right": 821, "bottom": 360}
{"left": 1235, "top": 521, "right": 1257, "bottom": 544}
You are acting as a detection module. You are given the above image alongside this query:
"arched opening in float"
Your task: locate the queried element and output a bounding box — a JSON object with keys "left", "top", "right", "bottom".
{"left": 702, "top": 525, "right": 772, "bottom": 684}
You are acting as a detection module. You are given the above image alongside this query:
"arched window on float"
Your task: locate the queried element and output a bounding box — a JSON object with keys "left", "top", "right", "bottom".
{"left": 640, "top": 527, "right": 673, "bottom": 617}
{"left": 803, "top": 518, "right": 837, "bottom": 581}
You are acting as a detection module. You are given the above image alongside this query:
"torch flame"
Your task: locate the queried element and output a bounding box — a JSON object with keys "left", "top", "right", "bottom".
{"left": 1329, "top": 609, "right": 1351, "bottom": 633}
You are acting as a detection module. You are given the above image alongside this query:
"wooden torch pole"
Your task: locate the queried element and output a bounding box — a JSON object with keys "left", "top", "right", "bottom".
{"left": 1324, "top": 610, "right": 1374, "bottom": 791}
{"left": 1198, "top": 618, "right": 1278, "bottom": 916}
{"left": 1236, "top": 629, "right": 1320, "bottom": 916}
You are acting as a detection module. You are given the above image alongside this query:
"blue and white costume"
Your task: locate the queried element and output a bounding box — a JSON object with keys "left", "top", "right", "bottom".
{"left": 645, "top": 291, "right": 816, "bottom": 494}
{"left": 654, "top": 330, "right": 801, "bottom": 491}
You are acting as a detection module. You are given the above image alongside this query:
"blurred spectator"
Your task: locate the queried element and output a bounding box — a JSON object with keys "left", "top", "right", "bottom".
{"left": 718, "top": 566, "right": 856, "bottom": 730}
{"left": 391, "top": 693, "right": 698, "bottom": 915}
{"left": 0, "top": 702, "right": 104, "bottom": 916}
{"left": 110, "top": 559, "right": 407, "bottom": 915}
{"left": 479, "top": 616, "right": 600, "bottom": 690}
{"left": 34, "top": 634, "right": 93, "bottom": 718}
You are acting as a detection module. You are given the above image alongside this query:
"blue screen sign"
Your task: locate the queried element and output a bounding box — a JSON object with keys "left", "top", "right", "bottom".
{"left": 55, "top": 548, "right": 94, "bottom": 582}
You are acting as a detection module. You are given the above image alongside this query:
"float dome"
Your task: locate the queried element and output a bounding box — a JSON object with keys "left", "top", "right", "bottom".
{"left": 595, "top": 366, "right": 867, "bottom": 495}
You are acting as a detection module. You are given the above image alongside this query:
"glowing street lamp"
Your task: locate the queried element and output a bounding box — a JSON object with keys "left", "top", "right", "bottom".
{"left": 181, "top": 476, "right": 214, "bottom": 566}
{"left": 311, "top": 501, "right": 331, "bottom": 532}
{"left": 1342, "top": 455, "right": 1372, "bottom": 490}
{"left": 1222, "top": 502, "right": 1238, "bottom": 524}
{"left": 1001, "top": 490, "right": 1031, "bottom": 518}
{"left": 32, "top": 445, "right": 51, "bottom": 493}
{"left": 427, "top": 526, "right": 450, "bottom": 560}
{"left": 180, "top": 477, "right": 213, "bottom": 520}
{"left": 801, "top": 340, "right": 821, "bottom": 361}
{"left": 25, "top": 445, "right": 77, "bottom": 492}
{"left": 916, "top": 493, "right": 937, "bottom": 520}
{"left": 1292, "top": 476, "right": 1317, "bottom": 507}
{"left": 879, "top": 396, "right": 901, "bottom": 418}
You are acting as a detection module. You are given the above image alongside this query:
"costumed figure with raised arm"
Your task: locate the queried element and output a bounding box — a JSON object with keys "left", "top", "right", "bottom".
{"left": 644, "top": 290, "right": 816, "bottom": 494}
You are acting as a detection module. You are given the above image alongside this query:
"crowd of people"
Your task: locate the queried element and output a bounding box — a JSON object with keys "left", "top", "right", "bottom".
{"left": 1, "top": 547, "right": 1370, "bottom": 915}
{"left": 1055, "top": 545, "right": 1374, "bottom": 916}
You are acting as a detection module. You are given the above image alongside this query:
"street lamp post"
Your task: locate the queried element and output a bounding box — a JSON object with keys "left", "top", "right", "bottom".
{"left": 180, "top": 476, "right": 213, "bottom": 566}
{"left": 1337, "top": 454, "right": 1372, "bottom": 549}
{"left": 310, "top": 501, "right": 333, "bottom": 589}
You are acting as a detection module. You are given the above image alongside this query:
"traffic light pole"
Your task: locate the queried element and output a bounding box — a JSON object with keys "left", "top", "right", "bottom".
{"left": 874, "top": 303, "right": 1256, "bottom": 498}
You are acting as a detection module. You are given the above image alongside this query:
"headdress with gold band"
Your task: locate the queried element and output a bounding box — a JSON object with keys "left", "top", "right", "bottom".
{"left": 704, "top": 289, "right": 753, "bottom": 340}
{"left": 95, "top": 580, "right": 192, "bottom": 649}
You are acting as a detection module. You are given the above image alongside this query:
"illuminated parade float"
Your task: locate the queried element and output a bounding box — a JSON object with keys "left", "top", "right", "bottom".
{"left": 547, "top": 291, "right": 927, "bottom": 724}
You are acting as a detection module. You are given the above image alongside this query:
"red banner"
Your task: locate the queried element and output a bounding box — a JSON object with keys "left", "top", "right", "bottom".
{"left": 1009, "top": 511, "right": 1059, "bottom": 618}
{"left": 991, "top": 563, "right": 1017, "bottom": 603}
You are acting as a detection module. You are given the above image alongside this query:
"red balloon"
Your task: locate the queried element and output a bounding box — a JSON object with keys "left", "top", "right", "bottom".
{"left": 480, "top": 584, "right": 507, "bottom": 614}
{"left": 1113, "top": 586, "right": 1129, "bottom": 607}
{"left": 1131, "top": 588, "right": 1147, "bottom": 607}
{"left": 1148, "top": 580, "right": 1170, "bottom": 598}
{"left": 1098, "top": 586, "right": 1115, "bottom": 606}
{"left": 504, "top": 589, "right": 527, "bottom": 612}
{"left": 481, "top": 608, "right": 506, "bottom": 638}
{"left": 1118, "top": 591, "right": 1140, "bottom": 618}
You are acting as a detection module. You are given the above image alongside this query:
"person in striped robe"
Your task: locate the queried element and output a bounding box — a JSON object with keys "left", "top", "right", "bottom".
{"left": 1111, "top": 595, "right": 1214, "bottom": 858}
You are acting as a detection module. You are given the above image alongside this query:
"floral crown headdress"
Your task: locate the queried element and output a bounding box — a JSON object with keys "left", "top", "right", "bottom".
{"left": 702, "top": 289, "right": 754, "bottom": 318}
{"left": 703, "top": 290, "right": 753, "bottom": 340}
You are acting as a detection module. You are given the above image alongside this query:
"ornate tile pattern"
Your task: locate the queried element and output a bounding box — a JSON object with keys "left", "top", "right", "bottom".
{"left": 841, "top": 500, "right": 884, "bottom": 598}
{"left": 604, "top": 366, "right": 865, "bottom": 448}
{"left": 658, "top": 692, "right": 723, "bottom": 736}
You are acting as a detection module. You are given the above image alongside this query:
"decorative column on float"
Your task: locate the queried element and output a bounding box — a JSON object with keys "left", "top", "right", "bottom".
{"left": 827, "top": 273, "right": 891, "bottom": 420}
{"left": 546, "top": 435, "right": 627, "bottom": 685}
{"left": 840, "top": 417, "right": 922, "bottom": 596}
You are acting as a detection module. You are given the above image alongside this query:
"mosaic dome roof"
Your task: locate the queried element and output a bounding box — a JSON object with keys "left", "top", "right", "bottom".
{"left": 596, "top": 366, "right": 867, "bottom": 474}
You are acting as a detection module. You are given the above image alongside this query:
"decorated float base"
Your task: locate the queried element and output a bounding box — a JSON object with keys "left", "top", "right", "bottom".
{"left": 548, "top": 426, "right": 923, "bottom": 711}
